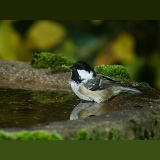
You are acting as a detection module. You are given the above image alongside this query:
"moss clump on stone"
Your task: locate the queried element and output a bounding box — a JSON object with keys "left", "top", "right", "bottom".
{"left": 76, "top": 129, "right": 122, "bottom": 140}
{"left": 0, "top": 131, "right": 11, "bottom": 140}
{"left": 94, "top": 65, "right": 131, "bottom": 81}
{"left": 107, "top": 130, "right": 122, "bottom": 140}
{"left": 77, "top": 129, "right": 90, "bottom": 140}
{"left": 32, "top": 52, "right": 73, "bottom": 73}
{"left": 0, "top": 130, "right": 62, "bottom": 140}
{"left": 13, "top": 131, "right": 62, "bottom": 140}
{"left": 70, "top": 129, "right": 103, "bottom": 140}
{"left": 94, "top": 130, "right": 103, "bottom": 140}
{"left": 130, "top": 117, "right": 138, "bottom": 124}
{"left": 154, "top": 118, "right": 159, "bottom": 126}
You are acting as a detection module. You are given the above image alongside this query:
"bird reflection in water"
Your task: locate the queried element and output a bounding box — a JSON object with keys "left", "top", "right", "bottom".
{"left": 70, "top": 101, "right": 110, "bottom": 120}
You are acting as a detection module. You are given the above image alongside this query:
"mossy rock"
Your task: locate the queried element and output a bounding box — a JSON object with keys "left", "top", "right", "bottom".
{"left": 32, "top": 52, "right": 73, "bottom": 73}
{"left": 0, "top": 129, "right": 119, "bottom": 140}
{"left": 94, "top": 65, "right": 131, "bottom": 81}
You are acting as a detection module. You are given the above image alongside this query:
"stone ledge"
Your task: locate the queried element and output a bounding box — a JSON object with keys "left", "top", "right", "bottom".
{"left": 0, "top": 60, "right": 72, "bottom": 93}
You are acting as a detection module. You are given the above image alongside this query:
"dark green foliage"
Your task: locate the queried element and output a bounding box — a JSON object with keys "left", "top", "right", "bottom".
{"left": 94, "top": 65, "right": 131, "bottom": 81}
{"left": 32, "top": 52, "right": 73, "bottom": 73}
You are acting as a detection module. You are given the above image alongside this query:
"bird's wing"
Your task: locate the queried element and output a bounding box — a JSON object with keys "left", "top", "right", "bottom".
{"left": 83, "top": 74, "right": 121, "bottom": 91}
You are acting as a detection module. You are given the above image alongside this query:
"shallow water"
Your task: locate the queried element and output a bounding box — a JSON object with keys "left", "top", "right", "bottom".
{"left": 0, "top": 88, "right": 79, "bottom": 128}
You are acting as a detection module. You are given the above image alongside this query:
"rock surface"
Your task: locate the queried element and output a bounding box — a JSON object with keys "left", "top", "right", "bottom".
{"left": 0, "top": 60, "right": 71, "bottom": 93}
{"left": 0, "top": 59, "right": 160, "bottom": 140}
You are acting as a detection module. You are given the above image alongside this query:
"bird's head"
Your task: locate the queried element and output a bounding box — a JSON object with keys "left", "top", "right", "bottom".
{"left": 70, "top": 61, "right": 96, "bottom": 83}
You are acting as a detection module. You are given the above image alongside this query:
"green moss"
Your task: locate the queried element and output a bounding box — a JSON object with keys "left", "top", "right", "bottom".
{"left": 32, "top": 91, "right": 75, "bottom": 104}
{"left": 0, "top": 130, "right": 62, "bottom": 140}
{"left": 139, "top": 82, "right": 150, "bottom": 87}
{"left": 94, "top": 65, "right": 131, "bottom": 81}
{"left": 94, "top": 130, "right": 102, "bottom": 140}
{"left": 130, "top": 118, "right": 159, "bottom": 140}
{"left": 77, "top": 129, "right": 121, "bottom": 140}
{"left": 130, "top": 117, "right": 137, "bottom": 124}
{"left": 69, "top": 129, "right": 103, "bottom": 140}
{"left": 144, "top": 129, "right": 150, "bottom": 139}
{"left": 0, "top": 131, "right": 11, "bottom": 140}
{"left": 154, "top": 118, "right": 159, "bottom": 126}
{"left": 13, "top": 131, "right": 34, "bottom": 140}
{"left": 77, "top": 129, "right": 90, "bottom": 140}
{"left": 130, "top": 117, "right": 142, "bottom": 136}
{"left": 32, "top": 52, "right": 73, "bottom": 73}
{"left": 14, "top": 131, "right": 62, "bottom": 140}
{"left": 107, "top": 130, "right": 122, "bottom": 140}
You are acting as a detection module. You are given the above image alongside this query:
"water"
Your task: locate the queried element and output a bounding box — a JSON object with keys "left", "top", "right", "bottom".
{"left": 0, "top": 88, "right": 79, "bottom": 128}
{"left": 0, "top": 86, "right": 159, "bottom": 128}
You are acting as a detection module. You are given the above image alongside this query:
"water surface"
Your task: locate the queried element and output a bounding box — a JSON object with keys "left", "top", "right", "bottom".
{"left": 0, "top": 88, "right": 79, "bottom": 128}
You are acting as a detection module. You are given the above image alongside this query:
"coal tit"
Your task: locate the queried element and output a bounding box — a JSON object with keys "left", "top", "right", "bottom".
{"left": 70, "top": 61, "right": 141, "bottom": 103}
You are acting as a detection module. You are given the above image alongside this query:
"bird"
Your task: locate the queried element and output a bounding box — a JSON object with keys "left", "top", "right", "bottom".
{"left": 70, "top": 61, "right": 141, "bottom": 103}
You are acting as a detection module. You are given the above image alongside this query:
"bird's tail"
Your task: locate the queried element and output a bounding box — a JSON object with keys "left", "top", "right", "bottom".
{"left": 119, "top": 86, "right": 142, "bottom": 94}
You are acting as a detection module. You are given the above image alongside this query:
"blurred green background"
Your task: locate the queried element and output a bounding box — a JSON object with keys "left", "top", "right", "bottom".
{"left": 0, "top": 20, "right": 160, "bottom": 89}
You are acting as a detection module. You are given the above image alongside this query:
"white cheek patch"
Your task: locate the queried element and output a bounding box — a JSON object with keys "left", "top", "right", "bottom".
{"left": 77, "top": 70, "right": 93, "bottom": 80}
